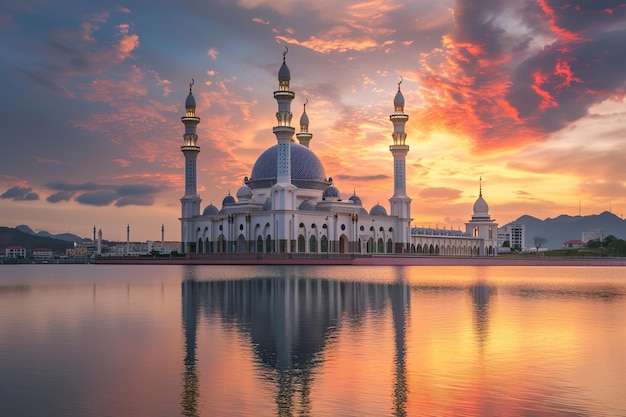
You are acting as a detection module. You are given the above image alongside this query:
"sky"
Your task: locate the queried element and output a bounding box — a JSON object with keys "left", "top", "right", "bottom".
{"left": 1, "top": 0, "right": 625, "bottom": 242}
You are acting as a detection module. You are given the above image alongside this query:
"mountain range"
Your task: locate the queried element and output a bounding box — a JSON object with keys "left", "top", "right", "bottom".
{"left": 504, "top": 211, "right": 626, "bottom": 249}
{"left": 15, "top": 225, "right": 88, "bottom": 243}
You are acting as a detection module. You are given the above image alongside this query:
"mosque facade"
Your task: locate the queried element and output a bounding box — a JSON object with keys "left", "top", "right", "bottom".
{"left": 179, "top": 52, "right": 498, "bottom": 257}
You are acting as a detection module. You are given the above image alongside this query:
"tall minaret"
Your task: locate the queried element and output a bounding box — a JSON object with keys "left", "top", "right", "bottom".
{"left": 296, "top": 99, "right": 312, "bottom": 148}
{"left": 274, "top": 48, "right": 296, "bottom": 185}
{"left": 271, "top": 47, "right": 298, "bottom": 252}
{"left": 389, "top": 78, "right": 412, "bottom": 252}
{"left": 180, "top": 80, "right": 202, "bottom": 253}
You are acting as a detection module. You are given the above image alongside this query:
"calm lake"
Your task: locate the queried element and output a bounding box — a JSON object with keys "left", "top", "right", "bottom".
{"left": 0, "top": 264, "right": 624, "bottom": 417}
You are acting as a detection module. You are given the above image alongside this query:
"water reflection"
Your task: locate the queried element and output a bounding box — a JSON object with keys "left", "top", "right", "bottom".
{"left": 182, "top": 274, "right": 410, "bottom": 416}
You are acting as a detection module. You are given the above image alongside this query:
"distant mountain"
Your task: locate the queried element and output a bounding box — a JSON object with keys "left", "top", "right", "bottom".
{"left": 0, "top": 227, "right": 76, "bottom": 254}
{"left": 15, "top": 224, "right": 87, "bottom": 243}
{"left": 504, "top": 211, "right": 626, "bottom": 249}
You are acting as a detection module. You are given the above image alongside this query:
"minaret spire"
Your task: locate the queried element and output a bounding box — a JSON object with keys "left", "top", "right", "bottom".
{"left": 180, "top": 79, "right": 202, "bottom": 253}
{"left": 296, "top": 98, "right": 313, "bottom": 148}
{"left": 389, "top": 76, "right": 412, "bottom": 253}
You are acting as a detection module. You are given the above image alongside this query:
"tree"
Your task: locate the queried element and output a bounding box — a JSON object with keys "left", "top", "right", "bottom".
{"left": 533, "top": 236, "right": 548, "bottom": 252}
{"left": 502, "top": 240, "right": 510, "bottom": 248}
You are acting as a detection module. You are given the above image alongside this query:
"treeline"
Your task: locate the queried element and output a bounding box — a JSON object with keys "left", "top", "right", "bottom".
{"left": 585, "top": 235, "right": 626, "bottom": 256}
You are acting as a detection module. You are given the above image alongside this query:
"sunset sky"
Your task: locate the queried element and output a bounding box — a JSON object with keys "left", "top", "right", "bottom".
{"left": 1, "top": 0, "right": 625, "bottom": 242}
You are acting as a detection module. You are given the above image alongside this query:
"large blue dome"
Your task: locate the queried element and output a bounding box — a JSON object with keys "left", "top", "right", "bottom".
{"left": 247, "top": 142, "right": 329, "bottom": 190}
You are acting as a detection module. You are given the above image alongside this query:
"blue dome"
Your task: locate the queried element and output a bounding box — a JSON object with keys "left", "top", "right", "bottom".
{"left": 222, "top": 194, "right": 236, "bottom": 206}
{"left": 370, "top": 203, "right": 387, "bottom": 216}
{"left": 299, "top": 199, "right": 315, "bottom": 211}
{"left": 203, "top": 203, "right": 219, "bottom": 216}
{"left": 323, "top": 185, "right": 340, "bottom": 198}
{"left": 247, "top": 143, "right": 328, "bottom": 190}
{"left": 262, "top": 198, "right": 272, "bottom": 211}
{"left": 236, "top": 185, "right": 252, "bottom": 201}
{"left": 278, "top": 61, "right": 290, "bottom": 81}
{"left": 394, "top": 90, "right": 404, "bottom": 108}
{"left": 185, "top": 92, "right": 196, "bottom": 108}
{"left": 349, "top": 193, "right": 362, "bottom": 205}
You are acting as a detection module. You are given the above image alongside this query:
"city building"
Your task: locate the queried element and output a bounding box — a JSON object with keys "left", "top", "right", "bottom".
{"left": 582, "top": 229, "right": 606, "bottom": 243}
{"left": 32, "top": 248, "right": 53, "bottom": 259}
{"left": 4, "top": 246, "right": 26, "bottom": 258}
{"left": 180, "top": 52, "right": 498, "bottom": 257}
{"left": 498, "top": 223, "right": 525, "bottom": 251}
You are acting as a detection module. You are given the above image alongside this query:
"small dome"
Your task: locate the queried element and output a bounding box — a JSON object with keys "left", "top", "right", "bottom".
{"left": 185, "top": 92, "right": 196, "bottom": 109}
{"left": 394, "top": 89, "right": 404, "bottom": 108}
{"left": 323, "top": 185, "right": 340, "bottom": 198}
{"left": 278, "top": 61, "right": 290, "bottom": 82}
{"left": 359, "top": 207, "right": 369, "bottom": 216}
{"left": 473, "top": 195, "right": 489, "bottom": 216}
{"left": 299, "top": 199, "right": 315, "bottom": 211}
{"left": 349, "top": 193, "right": 362, "bottom": 206}
{"left": 222, "top": 194, "right": 236, "bottom": 206}
{"left": 202, "top": 203, "right": 219, "bottom": 216}
{"left": 300, "top": 109, "right": 309, "bottom": 127}
{"left": 236, "top": 185, "right": 252, "bottom": 201}
{"left": 262, "top": 198, "right": 272, "bottom": 211}
{"left": 370, "top": 203, "right": 388, "bottom": 216}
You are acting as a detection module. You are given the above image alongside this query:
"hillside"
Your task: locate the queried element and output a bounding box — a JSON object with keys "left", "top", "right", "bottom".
{"left": 16, "top": 225, "right": 86, "bottom": 243}
{"left": 0, "top": 227, "right": 76, "bottom": 254}
{"left": 505, "top": 211, "right": 626, "bottom": 249}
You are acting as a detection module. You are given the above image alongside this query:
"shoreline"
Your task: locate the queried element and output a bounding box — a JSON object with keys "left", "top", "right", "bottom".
{"left": 94, "top": 254, "right": 626, "bottom": 267}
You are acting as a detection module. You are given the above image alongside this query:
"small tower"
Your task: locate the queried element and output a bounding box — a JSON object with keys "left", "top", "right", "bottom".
{"left": 465, "top": 178, "right": 498, "bottom": 256}
{"left": 180, "top": 80, "right": 202, "bottom": 253}
{"left": 296, "top": 99, "right": 312, "bottom": 148}
{"left": 388, "top": 78, "right": 412, "bottom": 252}
{"left": 97, "top": 228, "right": 102, "bottom": 255}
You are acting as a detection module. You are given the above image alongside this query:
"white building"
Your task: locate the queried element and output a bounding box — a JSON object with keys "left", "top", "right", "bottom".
{"left": 5, "top": 246, "right": 26, "bottom": 258}
{"left": 582, "top": 229, "right": 606, "bottom": 243}
{"left": 498, "top": 223, "right": 525, "bottom": 250}
{"left": 180, "top": 52, "right": 497, "bottom": 257}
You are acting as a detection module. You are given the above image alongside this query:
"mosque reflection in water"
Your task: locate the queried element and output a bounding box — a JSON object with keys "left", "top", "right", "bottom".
{"left": 181, "top": 271, "right": 494, "bottom": 416}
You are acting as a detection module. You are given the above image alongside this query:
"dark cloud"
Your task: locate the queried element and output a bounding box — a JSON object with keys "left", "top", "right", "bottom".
{"left": 1, "top": 186, "right": 40, "bottom": 201}
{"left": 418, "top": 0, "right": 626, "bottom": 148}
{"left": 75, "top": 190, "right": 118, "bottom": 206}
{"left": 44, "top": 181, "right": 164, "bottom": 207}
{"left": 47, "top": 191, "right": 75, "bottom": 203}
{"left": 334, "top": 174, "right": 390, "bottom": 182}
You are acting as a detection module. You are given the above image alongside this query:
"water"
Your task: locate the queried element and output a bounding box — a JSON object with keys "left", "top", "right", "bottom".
{"left": 0, "top": 264, "right": 625, "bottom": 417}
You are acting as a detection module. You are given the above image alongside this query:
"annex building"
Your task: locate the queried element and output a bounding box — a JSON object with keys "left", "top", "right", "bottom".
{"left": 179, "top": 51, "right": 498, "bottom": 257}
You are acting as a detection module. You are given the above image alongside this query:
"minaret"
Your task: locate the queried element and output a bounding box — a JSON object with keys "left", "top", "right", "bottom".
{"left": 126, "top": 224, "right": 130, "bottom": 255}
{"left": 271, "top": 47, "right": 298, "bottom": 252}
{"left": 97, "top": 229, "right": 102, "bottom": 255}
{"left": 180, "top": 80, "right": 202, "bottom": 253}
{"left": 274, "top": 48, "right": 296, "bottom": 184}
{"left": 389, "top": 78, "right": 412, "bottom": 252}
{"left": 296, "top": 99, "right": 312, "bottom": 148}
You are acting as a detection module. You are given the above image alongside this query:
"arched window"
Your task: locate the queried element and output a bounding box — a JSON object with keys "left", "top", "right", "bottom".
{"left": 378, "top": 238, "right": 384, "bottom": 253}
{"left": 321, "top": 235, "right": 328, "bottom": 253}
{"left": 265, "top": 235, "right": 272, "bottom": 253}
{"left": 257, "top": 236, "right": 263, "bottom": 253}
{"left": 298, "top": 235, "right": 305, "bottom": 252}
{"left": 309, "top": 235, "right": 317, "bottom": 253}
{"left": 386, "top": 238, "right": 393, "bottom": 253}
{"left": 367, "top": 237, "right": 374, "bottom": 253}
{"left": 197, "top": 238, "right": 203, "bottom": 253}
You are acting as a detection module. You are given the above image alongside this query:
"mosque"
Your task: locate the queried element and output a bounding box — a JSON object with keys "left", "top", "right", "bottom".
{"left": 179, "top": 51, "right": 498, "bottom": 257}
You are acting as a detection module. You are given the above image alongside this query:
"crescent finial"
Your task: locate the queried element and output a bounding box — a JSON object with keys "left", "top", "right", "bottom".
{"left": 398, "top": 76, "right": 403, "bottom": 91}
{"left": 283, "top": 46, "right": 288, "bottom": 62}
{"left": 189, "top": 78, "right": 194, "bottom": 93}
{"left": 304, "top": 97, "right": 308, "bottom": 110}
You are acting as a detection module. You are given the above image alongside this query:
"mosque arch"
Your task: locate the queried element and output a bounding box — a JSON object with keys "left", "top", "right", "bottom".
{"left": 218, "top": 235, "right": 226, "bottom": 253}
{"left": 386, "top": 238, "right": 393, "bottom": 253}
{"left": 237, "top": 234, "right": 246, "bottom": 252}
{"left": 321, "top": 235, "right": 328, "bottom": 252}
{"left": 339, "top": 234, "right": 349, "bottom": 253}
{"left": 435, "top": 245, "right": 440, "bottom": 255}
{"left": 309, "top": 235, "right": 318, "bottom": 253}
{"left": 205, "top": 237, "right": 210, "bottom": 253}
{"left": 367, "top": 237, "right": 374, "bottom": 253}
{"left": 298, "top": 235, "right": 306, "bottom": 252}
{"left": 265, "top": 235, "right": 273, "bottom": 253}
{"left": 197, "top": 238, "right": 203, "bottom": 254}
{"left": 256, "top": 235, "right": 263, "bottom": 253}
{"left": 377, "top": 238, "right": 384, "bottom": 253}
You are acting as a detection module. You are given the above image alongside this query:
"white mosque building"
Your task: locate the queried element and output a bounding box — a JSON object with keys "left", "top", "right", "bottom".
{"left": 179, "top": 51, "right": 498, "bottom": 257}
